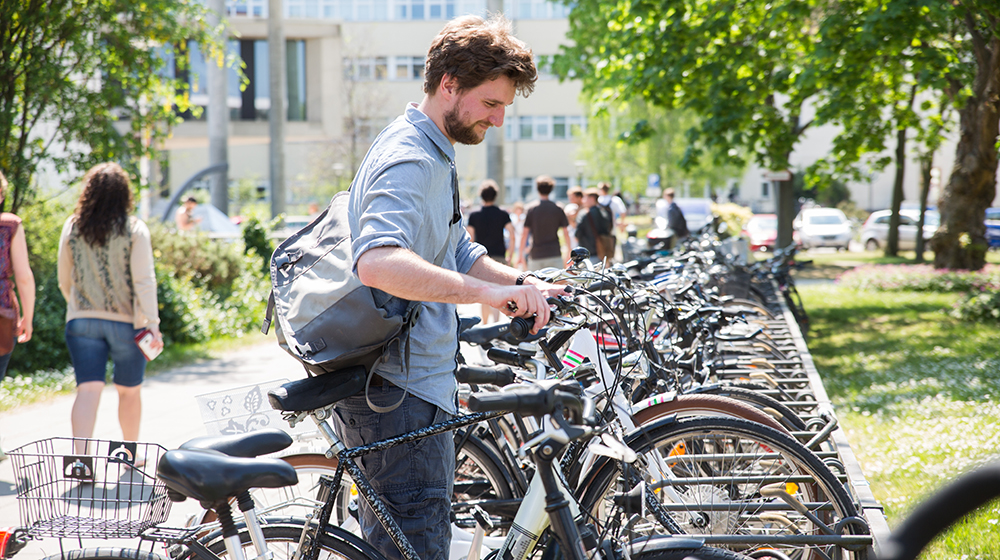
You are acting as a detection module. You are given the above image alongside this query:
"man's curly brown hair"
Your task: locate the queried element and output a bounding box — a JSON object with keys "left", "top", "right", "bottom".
{"left": 424, "top": 14, "right": 537, "bottom": 97}
{"left": 75, "top": 162, "right": 134, "bottom": 246}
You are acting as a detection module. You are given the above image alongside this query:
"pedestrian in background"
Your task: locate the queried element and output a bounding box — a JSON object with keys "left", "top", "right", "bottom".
{"left": 598, "top": 181, "right": 627, "bottom": 232}
{"left": 0, "top": 171, "right": 35, "bottom": 462}
{"left": 564, "top": 185, "right": 584, "bottom": 247}
{"left": 519, "top": 175, "right": 570, "bottom": 270}
{"left": 575, "top": 188, "right": 615, "bottom": 264}
{"left": 467, "top": 179, "right": 516, "bottom": 322}
{"left": 509, "top": 200, "right": 526, "bottom": 269}
{"left": 58, "top": 162, "right": 162, "bottom": 455}
{"left": 657, "top": 187, "right": 689, "bottom": 246}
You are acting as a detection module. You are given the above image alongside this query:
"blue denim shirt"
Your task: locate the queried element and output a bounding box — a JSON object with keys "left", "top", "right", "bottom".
{"left": 349, "top": 104, "right": 487, "bottom": 414}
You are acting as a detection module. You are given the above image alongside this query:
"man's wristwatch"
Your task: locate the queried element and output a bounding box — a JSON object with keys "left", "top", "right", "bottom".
{"left": 516, "top": 272, "right": 537, "bottom": 285}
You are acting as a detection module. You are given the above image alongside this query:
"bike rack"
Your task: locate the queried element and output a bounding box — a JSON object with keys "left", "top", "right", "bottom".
{"left": 769, "top": 279, "right": 890, "bottom": 557}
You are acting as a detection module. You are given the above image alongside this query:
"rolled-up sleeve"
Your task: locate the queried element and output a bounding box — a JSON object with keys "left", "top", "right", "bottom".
{"left": 455, "top": 227, "right": 487, "bottom": 274}
{"left": 351, "top": 159, "right": 432, "bottom": 266}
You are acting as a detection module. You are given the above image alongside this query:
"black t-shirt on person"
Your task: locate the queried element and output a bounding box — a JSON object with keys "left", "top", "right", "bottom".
{"left": 467, "top": 205, "right": 512, "bottom": 258}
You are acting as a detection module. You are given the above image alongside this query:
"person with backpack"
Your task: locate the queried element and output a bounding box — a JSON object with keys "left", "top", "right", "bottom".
{"left": 340, "top": 15, "right": 565, "bottom": 560}
{"left": 575, "top": 188, "right": 615, "bottom": 263}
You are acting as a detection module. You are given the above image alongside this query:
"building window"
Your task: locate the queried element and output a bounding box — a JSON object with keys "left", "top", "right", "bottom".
{"left": 762, "top": 181, "right": 769, "bottom": 197}
{"left": 508, "top": 115, "right": 586, "bottom": 141}
{"left": 510, "top": 0, "right": 569, "bottom": 20}
{"left": 183, "top": 38, "right": 307, "bottom": 122}
{"left": 228, "top": 0, "right": 479, "bottom": 20}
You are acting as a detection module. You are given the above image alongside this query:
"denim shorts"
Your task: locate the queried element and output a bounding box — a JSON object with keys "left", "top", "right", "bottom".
{"left": 332, "top": 387, "right": 454, "bottom": 560}
{"left": 65, "top": 318, "right": 146, "bottom": 387}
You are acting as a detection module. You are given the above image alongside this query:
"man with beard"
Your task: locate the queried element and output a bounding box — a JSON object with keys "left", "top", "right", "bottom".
{"left": 344, "top": 14, "right": 565, "bottom": 560}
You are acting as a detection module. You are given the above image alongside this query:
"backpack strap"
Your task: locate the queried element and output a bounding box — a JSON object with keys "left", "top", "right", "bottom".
{"left": 364, "top": 161, "right": 459, "bottom": 413}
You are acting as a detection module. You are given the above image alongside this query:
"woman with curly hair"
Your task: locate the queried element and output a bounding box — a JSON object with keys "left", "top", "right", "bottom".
{"left": 58, "top": 162, "right": 162, "bottom": 453}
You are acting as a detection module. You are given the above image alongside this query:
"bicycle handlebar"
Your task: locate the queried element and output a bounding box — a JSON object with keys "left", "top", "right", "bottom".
{"left": 467, "top": 387, "right": 583, "bottom": 418}
{"left": 455, "top": 364, "right": 517, "bottom": 387}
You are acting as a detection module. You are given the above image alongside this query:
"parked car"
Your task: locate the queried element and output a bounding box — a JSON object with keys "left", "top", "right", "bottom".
{"left": 860, "top": 209, "right": 939, "bottom": 251}
{"left": 741, "top": 213, "right": 801, "bottom": 252}
{"left": 675, "top": 198, "right": 715, "bottom": 233}
{"left": 793, "top": 207, "right": 853, "bottom": 251}
{"left": 986, "top": 208, "right": 1000, "bottom": 249}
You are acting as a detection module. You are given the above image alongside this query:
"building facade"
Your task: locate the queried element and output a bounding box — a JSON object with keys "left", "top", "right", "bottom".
{"left": 159, "top": 0, "right": 588, "bottom": 214}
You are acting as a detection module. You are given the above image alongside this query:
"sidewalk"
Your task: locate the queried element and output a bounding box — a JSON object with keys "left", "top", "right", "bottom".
{"left": 0, "top": 339, "right": 304, "bottom": 557}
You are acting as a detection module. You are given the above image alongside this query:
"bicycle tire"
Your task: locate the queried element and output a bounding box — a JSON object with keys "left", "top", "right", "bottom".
{"left": 41, "top": 549, "right": 167, "bottom": 560}
{"left": 578, "top": 416, "right": 859, "bottom": 560}
{"left": 630, "top": 543, "right": 754, "bottom": 560}
{"left": 197, "top": 453, "right": 354, "bottom": 527}
{"left": 195, "top": 519, "right": 385, "bottom": 560}
{"left": 454, "top": 429, "right": 517, "bottom": 534}
{"left": 684, "top": 385, "right": 808, "bottom": 432}
{"left": 629, "top": 394, "right": 787, "bottom": 433}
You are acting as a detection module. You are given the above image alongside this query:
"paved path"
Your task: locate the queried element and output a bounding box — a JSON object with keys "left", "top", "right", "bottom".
{"left": 0, "top": 338, "right": 305, "bottom": 558}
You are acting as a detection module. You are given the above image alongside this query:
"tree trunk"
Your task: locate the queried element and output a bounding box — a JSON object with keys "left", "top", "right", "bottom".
{"left": 885, "top": 124, "right": 907, "bottom": 256}
{"left": 930, "top": 35, "right": 1000, "bottom": 270}
{"left": 914, "top": 155, "right": 932, "bottom": 263}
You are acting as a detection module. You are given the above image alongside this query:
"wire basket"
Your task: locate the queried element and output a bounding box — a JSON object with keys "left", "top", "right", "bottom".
{"left": 7, "top": 438, "right": 171, "bottom": 539}
{"left": 195, "top": 379, "right": 312, "bottom": 437}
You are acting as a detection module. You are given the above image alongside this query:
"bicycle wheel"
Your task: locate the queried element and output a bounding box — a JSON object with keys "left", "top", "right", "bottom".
{"left": 684, "top": 385, "right": 808, "bottom": 432}
{"left": 41, "top": 549, "right": 167, "bottom": 560}
{"left": 454, "top": 429, "right": 517, "bottom": 534}
{"left": 578, "top": 416, "right": 859, "bottom": 560}
{"left": 629, "top": 542, "right": 754, "bottom": 560}
{"left": 197, "top": 453, "right": 355, "bottom": 527}
{"left": 196, "top": 519, "right": 384, "bottom": 560}
{"left": 629, "top": 394, "right": 788, "bottom": 433}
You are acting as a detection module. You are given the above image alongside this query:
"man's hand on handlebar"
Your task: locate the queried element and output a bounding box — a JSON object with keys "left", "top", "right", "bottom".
{"left": 487, "top": 278, "right": 569, "bottom": 334}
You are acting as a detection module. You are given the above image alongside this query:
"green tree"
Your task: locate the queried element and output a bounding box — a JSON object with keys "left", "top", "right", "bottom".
{"left": 552, "top": 0, "right": 829, "bottom": 248}
{"left": 577, "top": 101, "right": 743, "bottom": 201}
{"left": 0, "top": 0, "right": 220, "bottom": 211}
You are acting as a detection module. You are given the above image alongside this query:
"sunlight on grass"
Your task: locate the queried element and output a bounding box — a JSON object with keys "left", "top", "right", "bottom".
{"left": 799, "top": 283, "right": 1000, "bottom": 558}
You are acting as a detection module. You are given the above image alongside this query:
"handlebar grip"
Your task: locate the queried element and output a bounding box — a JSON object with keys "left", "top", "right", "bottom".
{"left": 508, "top": 316, "right": 534, "bottom": 341}
{"left": 585, "top": 280, "right": 616, "bottom": 292}
{"left": 467, "top": 388, "right": 584, "bottom": 417}
{"left": 456, "top": 365, "right": 517, "bottom": 386}
{"left": 486, "top": 348, "right": 529, "bottom": 369}
{"left": 467, "top": 389, "right": 549, "bottom": 414}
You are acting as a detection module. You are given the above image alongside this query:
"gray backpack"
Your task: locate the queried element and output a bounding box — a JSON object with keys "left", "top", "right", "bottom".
{"left": 262, "top": 181, "right": 457, "bottom": 412}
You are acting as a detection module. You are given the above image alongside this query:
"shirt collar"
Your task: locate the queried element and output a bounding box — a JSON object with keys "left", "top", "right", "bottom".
{"left": 405, "top": 103, "right": 456, "bottom": 163}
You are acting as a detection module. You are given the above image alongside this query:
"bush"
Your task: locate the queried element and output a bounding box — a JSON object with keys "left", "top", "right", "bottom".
{"left": 242, "top": 216, "right": 274, "bottom": 275}
{"left": 10, "top": 197, "right": 75, "bottom": 374}
{"left": 952, "top": 290, "right": 1000, "bottom": 323}
{"left": 837, "top": 264, "right": 1000, "bottom": 292}
{"left": 712, "top": 202, "right": 753, "bottom": 240}
{"left": 148, "top": 222, "right": 244, "bottom": 291}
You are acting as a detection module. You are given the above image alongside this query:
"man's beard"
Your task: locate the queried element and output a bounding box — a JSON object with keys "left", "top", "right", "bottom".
{"left": 444, "top": 105, "right": 487, "bottom": 145}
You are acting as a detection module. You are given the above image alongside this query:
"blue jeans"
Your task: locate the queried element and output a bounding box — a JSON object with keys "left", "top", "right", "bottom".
{"left": 332, "top": 387, "right": 454, "bottom": 560}
{"left": 65, "top": 319, "right": 146, "bottom": 387}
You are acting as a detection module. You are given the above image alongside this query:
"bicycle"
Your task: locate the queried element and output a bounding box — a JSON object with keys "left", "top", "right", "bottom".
{"left": 0, "top": 434, "right": 377, "bottom": 560}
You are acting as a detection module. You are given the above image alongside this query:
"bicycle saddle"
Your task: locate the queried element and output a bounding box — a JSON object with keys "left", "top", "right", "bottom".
{"left": 267, "top": 365, "right": 366, "bottom": 412}
{"left": 179, "top": 428, "right": 293, "bottom": 458}
{"left": 157, "top": 449, "right": 298, "bottom": 505}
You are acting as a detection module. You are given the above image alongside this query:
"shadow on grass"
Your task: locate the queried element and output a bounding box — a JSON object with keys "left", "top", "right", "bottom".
{"left": 800, "top": 286, "right": 1000, "bottom": 412}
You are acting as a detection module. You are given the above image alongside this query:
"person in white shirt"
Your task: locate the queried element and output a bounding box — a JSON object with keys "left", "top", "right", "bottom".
{"left": 598, "top": 182, "right": 627, "bottom": 233}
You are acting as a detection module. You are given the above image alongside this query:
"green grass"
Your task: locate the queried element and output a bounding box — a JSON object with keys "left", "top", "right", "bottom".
{"left": 0, "top": 331, "right": 271, "bottom": 413}
{"left": 800, "top": 284, "right": 1000, "bottom": 559}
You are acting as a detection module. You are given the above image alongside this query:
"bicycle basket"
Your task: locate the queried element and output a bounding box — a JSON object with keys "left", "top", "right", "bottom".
{"left": 7, "top": 437, "right": 171, "bottom": 539}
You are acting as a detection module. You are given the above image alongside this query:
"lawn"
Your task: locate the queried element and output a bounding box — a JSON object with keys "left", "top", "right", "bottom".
{"left": 800, "top": 283, "right": 1000, "bottom": 559}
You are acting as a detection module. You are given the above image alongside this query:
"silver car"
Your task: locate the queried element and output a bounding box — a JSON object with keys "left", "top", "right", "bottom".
{"left": 860, "top": 209, "right": 939, "bottom": 251}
